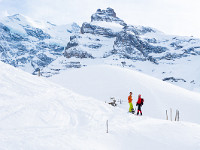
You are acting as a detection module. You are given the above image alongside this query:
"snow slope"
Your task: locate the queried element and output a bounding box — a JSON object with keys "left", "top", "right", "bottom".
{"left": 1, "top": 62, "right": 200, "bottom": 149}
{"left": 49, "top": 65, "right": 200, "bottom": 124}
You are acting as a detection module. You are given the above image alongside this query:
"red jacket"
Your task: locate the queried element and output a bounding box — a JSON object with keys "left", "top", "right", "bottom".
{"left": 137, "top": 96, "right": 142, "bottom": 104}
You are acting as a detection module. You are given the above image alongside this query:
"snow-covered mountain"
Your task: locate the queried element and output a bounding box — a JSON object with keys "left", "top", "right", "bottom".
{"left": 0, "top": 8, "right": 200, "bottom": 92}
{"left": 1, "top": 61, "right": 200, "bottom": 150}
{"left": 0, "top": 14, "right": 79, "bottom": 74}
{"left": 43, "top": 8, "right": 200, "bottom": 92}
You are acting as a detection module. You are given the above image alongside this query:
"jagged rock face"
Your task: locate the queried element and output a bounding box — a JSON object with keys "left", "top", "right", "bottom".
{"left": 112, "top": 31, "right": 167, "bottom": 62}
{"left": 112, "top": 31, "right": 145, "bottom": 60}
{"left": 91, "top": 7, "right": 127, "bottom": 26}
{"left": 81, "top": 22, "right": 117, "bottom": 37}
{"left": 64, "top": 36, "right": 94, "bottom": 59}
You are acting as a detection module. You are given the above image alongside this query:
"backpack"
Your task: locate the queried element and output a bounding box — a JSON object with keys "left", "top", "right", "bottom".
{"left": 141, "top": 98, "right": 144, "bottom": 105}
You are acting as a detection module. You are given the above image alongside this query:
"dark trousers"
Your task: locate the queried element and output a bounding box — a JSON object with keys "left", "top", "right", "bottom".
{"left": 137, "top": 104, "right": 142, "bottom": 114}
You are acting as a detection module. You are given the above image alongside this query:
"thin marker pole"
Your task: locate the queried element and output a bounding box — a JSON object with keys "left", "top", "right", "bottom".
{"left": 106, "top": 120, "right": 108, "bottom": 133}
{"left": 170, "top": 108, "right": 172, "bottom": 121}
{"left": 166, "top": 110, "right": 168, "bottom": 120}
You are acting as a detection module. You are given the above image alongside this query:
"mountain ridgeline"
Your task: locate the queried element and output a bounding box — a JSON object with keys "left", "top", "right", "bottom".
{"left": 0, "top": 8, "right": 200, "bottom": 91}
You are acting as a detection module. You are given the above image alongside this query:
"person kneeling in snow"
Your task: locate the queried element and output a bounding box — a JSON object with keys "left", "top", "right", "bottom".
{"left": 136, "top": 94, "right": 144, "bottom": 115}
{"left": 128, "top": 92, "right": 133, "bottom": 112}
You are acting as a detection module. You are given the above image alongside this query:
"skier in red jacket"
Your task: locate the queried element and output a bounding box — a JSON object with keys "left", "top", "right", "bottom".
{"left": 136, "top": 94, "right": 143, "bottom": 115}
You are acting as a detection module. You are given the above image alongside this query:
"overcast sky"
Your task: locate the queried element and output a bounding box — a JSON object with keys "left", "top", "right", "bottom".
{"left": 0, "top": 0, "right": 200, "bottom": 38}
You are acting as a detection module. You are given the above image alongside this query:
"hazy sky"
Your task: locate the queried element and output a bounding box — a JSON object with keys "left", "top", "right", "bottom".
{"left": 0, "top": 0, "right": 200, "bottom": 38}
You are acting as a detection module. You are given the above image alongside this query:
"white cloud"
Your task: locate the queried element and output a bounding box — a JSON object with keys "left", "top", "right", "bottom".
{"left": 0, "top": 0, "right": 200, "bottom": 38}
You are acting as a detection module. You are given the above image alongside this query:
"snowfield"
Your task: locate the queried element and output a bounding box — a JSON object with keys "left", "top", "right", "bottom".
{"left": 1, "top": 62, "right": 200, "bottom": 150}
{"left": 49, "top": 64, "right": 200, "bottom": 124}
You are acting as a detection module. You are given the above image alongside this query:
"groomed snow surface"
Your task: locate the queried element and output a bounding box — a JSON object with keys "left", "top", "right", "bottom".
{"left": 1, "top": 62, "right": 200, "bottom": 150}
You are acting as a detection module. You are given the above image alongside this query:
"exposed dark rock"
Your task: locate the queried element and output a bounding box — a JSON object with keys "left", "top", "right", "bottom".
{"left": 145, "top": 38, "right": 157, "bottom": 43}
{"left": 81, "top": 22, "right": 117, "bottom": 37}
{"left": 64, "top": 48, "right": 94, "bottom": 59}
{"left": 170, "top": 42, "right": 183, "bottom": 50}
{"left": 65, "top": 41, "right": 79, "bottom": 49}
{"left": 24, "top": 27, "right": 51, "bottom": 40}
{"left": 163, "top": 77, "right": 186, "bottom": 82}
{"left": 37, "top": 53, "right": 54, "bottom": 66}
{"left": 124, "top": 25, "right": 155, "bottom": 35}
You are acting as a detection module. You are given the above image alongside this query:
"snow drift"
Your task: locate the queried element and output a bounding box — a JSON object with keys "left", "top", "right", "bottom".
{"left": 0, "top": 62, "right": 200, "bottom": 150}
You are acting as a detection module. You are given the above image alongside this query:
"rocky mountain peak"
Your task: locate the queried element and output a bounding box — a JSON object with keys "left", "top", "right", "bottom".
{"left": 95, "top": 7, "right": 116, "bottom": 17}
{"left": 91, "top": 7, "right": 127, "bottom": 26}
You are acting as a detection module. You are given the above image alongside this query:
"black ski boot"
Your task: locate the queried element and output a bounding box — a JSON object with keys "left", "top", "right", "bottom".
{"left": 131, "top": 108, "right": 135, "bottom": 114}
